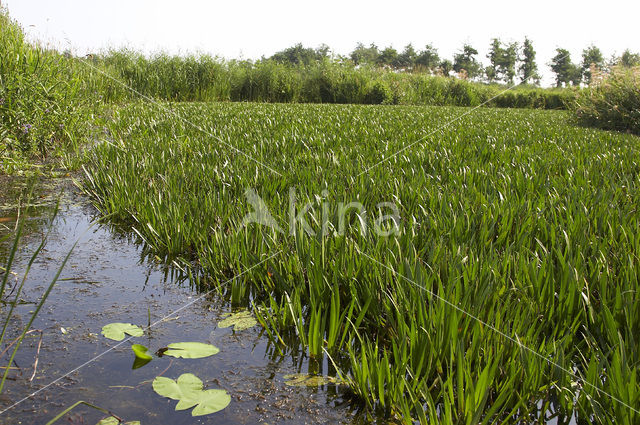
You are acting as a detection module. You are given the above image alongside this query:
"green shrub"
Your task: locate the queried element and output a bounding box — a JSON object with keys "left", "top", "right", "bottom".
{"left": 445, "top": 79, "right": 479, "bottom": 106}
{"left": 364, "top": 80, "right": 393, "bottom": 104}
{"left": 336, "top": 69, "right": 369, "bottom": 103}
{"left": 573, "top": 66, "right": 640, "bottom": 134}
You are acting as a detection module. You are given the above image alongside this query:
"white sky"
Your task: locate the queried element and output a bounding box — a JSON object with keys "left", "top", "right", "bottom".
{"left": 4, "top": 0, "right": 639, "bottom": 86}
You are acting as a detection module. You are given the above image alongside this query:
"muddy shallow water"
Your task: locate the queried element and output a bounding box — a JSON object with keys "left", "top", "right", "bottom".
{"left": 0, "top": 178, "right": 361, "bottom": 425}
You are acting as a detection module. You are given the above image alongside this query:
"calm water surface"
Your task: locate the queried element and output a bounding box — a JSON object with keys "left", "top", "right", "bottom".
{"left": 0, "top": 178, "right": 358, "bottom": 425}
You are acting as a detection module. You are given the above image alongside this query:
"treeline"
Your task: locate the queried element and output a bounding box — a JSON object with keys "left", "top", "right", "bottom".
{"left": 89, "top": 50, "right": 572, "bottom": 109}
{"left": 550, "top": 47, "right": 640, "bottom": 87}
{"left": 265, "top": 41, "right": 532, "bottom": 84}
{"left": 269, "top": 40, "right": 640, "bottom": 88}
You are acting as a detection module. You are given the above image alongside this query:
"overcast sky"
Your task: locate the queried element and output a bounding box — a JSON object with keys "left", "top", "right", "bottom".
{"left": 4, "top": 0, "right": 639, "bottom": 86}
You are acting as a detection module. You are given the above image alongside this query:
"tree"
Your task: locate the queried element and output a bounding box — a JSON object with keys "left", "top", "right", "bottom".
{"left": 439, "top": 59, "right": 453, "bottom": 77}
{"left": 486, "top": 39, "right": 517, "bottom": 83}
{"left": 350, "top": 43, "right": 379, "bottom": 65}
{"left": 581, "top": 45, "right": 604, "bottom": 84}
{"left": 619, "top": 49, "right": 640, "bottom": 67}
{"left": 315, "top": 44, "right": 331, "bottom": 60}
{"left": 550, "top": 48, "right": 575, "bottom": 87}
{"left": 486, "top": 38, "right": 503, "bottom": 82}
{"left": 377, "top": 46, "right": 399, "bottom": 67}
{"left": 415, "top": 44, "right": 440, "bottom": 72}
{"left": 569, "top": 63, "right": 583, "bottom": 86}
{"left": 519, "top": 37, "right": 539, "bottom": 85}
{"left": 500, "top": 42, "right": 518, "bottom": 84}
{"left": 271, "top": 43, "right": 322, "bottom": 66}
{"left": 453, "top": 44, "right": 481, "bottom": 79}
{"left": 397, "top": 44, "right": 417, "bottom": 69}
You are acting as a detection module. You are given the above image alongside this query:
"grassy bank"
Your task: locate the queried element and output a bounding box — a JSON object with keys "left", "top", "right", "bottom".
{"left": 0, "top": 10, "right": 95, "bottom": 173}
{"left": 83, "top": 101, "right": 640, "bottom": 423}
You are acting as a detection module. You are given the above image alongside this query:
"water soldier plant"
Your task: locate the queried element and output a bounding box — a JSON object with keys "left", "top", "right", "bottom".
{"left": 82, "top": 101, "right": 640, "bottom": 423}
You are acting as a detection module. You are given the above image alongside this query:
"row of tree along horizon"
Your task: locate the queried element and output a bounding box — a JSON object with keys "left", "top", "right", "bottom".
{"left": 268, "top": 39, "right": 640, "bottom": 87}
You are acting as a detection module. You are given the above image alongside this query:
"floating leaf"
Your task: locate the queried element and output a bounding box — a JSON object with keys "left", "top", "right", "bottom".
{"left": 101, "top": 323, "right": 144, "bottom": 341}
{"left": 217, "top": 310, "right": 257, "bottom": 331}
{"left": 131, "top": 344, "right": 153, "bottom": 369}
{"left": 152, "top": 373, "right": 230, "bottom": 416}
{"left": 283, "top": 373, "right": 342, "bottom": 387}
{"left": 96, "top": 417, "right": 140, "bottom": 425}
{"left": 131, "top": 344, "right": 153, "bottom": 360}
{"left": 162, "top": 342, "right": 219, "bottom": 359}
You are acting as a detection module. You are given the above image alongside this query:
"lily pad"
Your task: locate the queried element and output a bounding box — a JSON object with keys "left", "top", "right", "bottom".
{"left": 163, "top": 342, "right": 220, "bottom": 359}
{"left": 152, "top": 373, "right": 231, "bottom": 416}
{"left": 217, "top": 310, "right": 257, "bottom": 331}
{"left": 283, "top": 373, "right": 342, "bottom": 387}
{"left": 96, "top": 418, "right": 140, "bottom": 425}
{"left": 101, "top": 323, "right": 144, "bottom": 341}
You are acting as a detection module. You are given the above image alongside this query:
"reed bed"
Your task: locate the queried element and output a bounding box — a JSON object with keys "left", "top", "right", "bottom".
{"left": 83, "top": 102, "right": 640, "bottom": 423}
{"left": 572, "top": 66, "right": 640, "bottom": 135}
{"left": 89, "top": 51, "right": 573, "bottom": 109}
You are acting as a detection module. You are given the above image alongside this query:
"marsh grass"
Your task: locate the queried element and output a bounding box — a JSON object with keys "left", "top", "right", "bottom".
{"left": 1, "top": 6, "right": 572, "bottom": 174}
{"left": 82, "top": 101, "right": 640, "bottom": 423}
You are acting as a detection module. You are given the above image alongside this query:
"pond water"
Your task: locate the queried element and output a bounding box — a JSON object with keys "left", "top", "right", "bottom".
{"left": 0, "top": 178, "right": 362, "bottom": 424}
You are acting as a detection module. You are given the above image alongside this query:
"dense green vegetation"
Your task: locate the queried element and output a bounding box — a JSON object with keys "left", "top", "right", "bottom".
{"left": 82, "top": 102, "right": 640, "bottom": 423}
{"left": 573, "top": 66, "right": 640, "bottom": 135}
{"left": 90, "top": 50, "right": 572, "bottom": 108}
{"left": 1, "top": 5, "right": 576, "bottom": 171}
{"left": 0, "top": 11, "right": 94, "bottom": 171}
{"left": 2, "top": 8, "right": 638, "bottom": 170}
